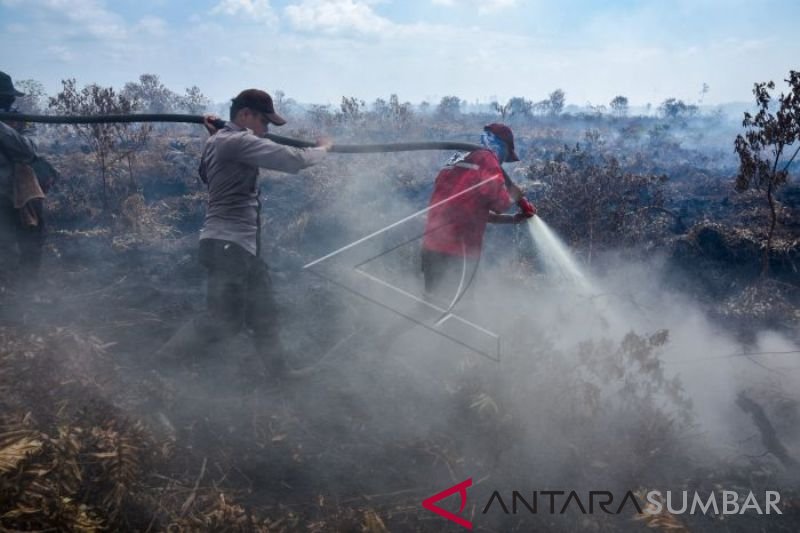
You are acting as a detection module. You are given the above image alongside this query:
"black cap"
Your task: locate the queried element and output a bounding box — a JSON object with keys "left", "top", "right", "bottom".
{"left": 231, "top": 88, "right": 286, "bottom": 126}
{"left": 0, "top": 71, "right": 24, "bottom": 97}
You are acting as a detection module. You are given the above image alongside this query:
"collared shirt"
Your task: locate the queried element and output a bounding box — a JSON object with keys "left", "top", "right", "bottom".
{"left": 422, "top": 149, "right": 512, "bottom": 258}
{"left": 198, "top": 122, "right": 326, "bottom": 256}
{"left": 0, "top": 121, "right": 38, "bottom": 201}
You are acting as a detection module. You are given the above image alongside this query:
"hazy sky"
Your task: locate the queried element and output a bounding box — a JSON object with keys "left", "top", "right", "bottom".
{"left": 2, "top": 0, "right": 798, "bottom": 107}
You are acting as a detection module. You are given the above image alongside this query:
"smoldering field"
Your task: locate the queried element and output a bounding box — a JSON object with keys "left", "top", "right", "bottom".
{"left": 2, "top": 94, "right": 800, "bottom": 532}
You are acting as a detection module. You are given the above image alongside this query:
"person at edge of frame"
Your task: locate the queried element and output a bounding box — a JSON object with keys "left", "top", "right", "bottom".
{"left": 0, "top": 71, "right": 56, "bottom": 286}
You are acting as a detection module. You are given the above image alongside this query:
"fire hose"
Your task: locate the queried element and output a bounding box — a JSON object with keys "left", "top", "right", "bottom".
{"left": 0, "top": 112, "right": 484, "bottom": 153}
{"left": 0, "top": 112, "right": 523, "bottom": 191}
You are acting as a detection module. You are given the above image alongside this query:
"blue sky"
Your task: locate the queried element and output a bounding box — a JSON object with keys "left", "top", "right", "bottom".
{"left": 1, "top": 0, "right": 798, "bottom": 107}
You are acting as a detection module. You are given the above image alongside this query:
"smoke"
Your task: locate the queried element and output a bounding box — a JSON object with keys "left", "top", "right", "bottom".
{"left": 197, "top": 136, "right": 800, "bottom": 524}
{"left": 254, "top": 143, "right": 800, "bottom": 529}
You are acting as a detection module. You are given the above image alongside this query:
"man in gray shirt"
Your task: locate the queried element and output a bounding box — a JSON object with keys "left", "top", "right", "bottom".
{"left": 158, "top": 89, "right": 331, "bottom": 382}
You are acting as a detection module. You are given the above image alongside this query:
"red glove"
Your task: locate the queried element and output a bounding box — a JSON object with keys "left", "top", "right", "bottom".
{"left": 517, "top": 197, "right": 536, "bottom": 218}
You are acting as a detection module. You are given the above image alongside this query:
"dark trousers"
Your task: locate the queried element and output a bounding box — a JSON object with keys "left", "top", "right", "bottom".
{"left": 365, "top": 249, "right": 480, "bottom": 353}
{"left": 158, "top": 239, "right": 285, "bottom": 374}
{"left": 0, "top": 196, "right": 45, "bottom": 276}
{"left": 421, "top": 248, "right": 479, "bottom": 309}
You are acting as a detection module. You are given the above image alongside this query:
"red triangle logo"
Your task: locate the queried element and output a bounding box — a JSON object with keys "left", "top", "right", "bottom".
{"left": 422, "top": 478, "right": 473, "bottom": 529}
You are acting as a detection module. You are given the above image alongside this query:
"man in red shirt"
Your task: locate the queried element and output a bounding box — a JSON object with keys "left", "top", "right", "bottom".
{"left": 320, "top": 124, "right": 533, "bottom": 359}
{"left": 421, "top": 123, "right": 535, "bottom": 305}
{"left": 365, "top": 124, "right": 534, "bottom": 355}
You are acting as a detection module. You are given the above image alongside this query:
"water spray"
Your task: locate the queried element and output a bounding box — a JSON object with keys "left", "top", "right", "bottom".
{"left": 526, "top": 216, "right": 593, "bottom": 292}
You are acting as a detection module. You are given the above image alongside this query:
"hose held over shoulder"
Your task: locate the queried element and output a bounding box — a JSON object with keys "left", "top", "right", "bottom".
{"left": 0, "top": 112, "right": 483, "bottom": 154}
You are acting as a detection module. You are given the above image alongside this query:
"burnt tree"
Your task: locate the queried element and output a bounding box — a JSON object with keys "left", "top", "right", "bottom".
{"left": 734, "top": 70, "right": 800, "bottom": 275}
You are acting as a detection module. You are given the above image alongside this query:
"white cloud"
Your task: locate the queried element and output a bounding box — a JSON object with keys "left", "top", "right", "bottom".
{"left": 481, "top": 0, "right": 517, "bottom": 11}
{"left": 1, "top": 0, "right": 127, "bottom": 39}
{"left": 211, "top": 0, "right": 277, "bottom": 24}
{"left": 41, "top": 0, "right": 127, "bottom": 39}
{"left": 284, "top": 0, "right": 392, "bottom": 35}
{"left": 430, "top": 0, "right": 518, "bottom": 13}
{"left": 134, "top": 15, "right": 167, "bottom": 36}
{"left": 5, "top": 22, "right": 27, "bottom": 33}
{"left": 46, "top": 44, "right": 74, "bottom": 62}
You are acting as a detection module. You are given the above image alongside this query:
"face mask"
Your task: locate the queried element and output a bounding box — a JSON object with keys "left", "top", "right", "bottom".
{"left": 480, "top": 131, "right": 508, "bottom": 163}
